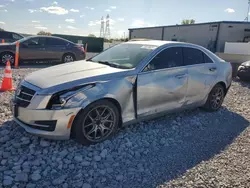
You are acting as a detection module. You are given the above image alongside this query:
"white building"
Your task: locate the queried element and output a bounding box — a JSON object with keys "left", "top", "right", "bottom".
{"left": 128, "top": 21, "right": 250, "bottom": 52}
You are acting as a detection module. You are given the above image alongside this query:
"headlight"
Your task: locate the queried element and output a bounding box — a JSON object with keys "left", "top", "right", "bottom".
{"left": 47, "top": 84, "right": 94, "bottom": 110}
{"left": 238, "top": 65, "right": 244, "bottom": 70}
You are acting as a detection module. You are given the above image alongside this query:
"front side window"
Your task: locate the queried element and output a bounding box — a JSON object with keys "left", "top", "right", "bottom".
{"left": 23, "top": 37, "right": 46, "bottom": 46}
{"left": 90, "top": 43, "right": 156, "bottom": 69}
{"left": 144, "top": 47, "right": 183, "bottom": 71}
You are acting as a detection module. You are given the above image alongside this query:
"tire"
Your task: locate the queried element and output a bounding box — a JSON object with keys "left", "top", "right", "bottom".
{"left": 202, "top": 84, "right": 225, "bottom": 112}
{"left": 62, "top": 53, "right": 75, "bottom": 63}
{"left": 72, "top": 100, "right": 120, "bottom": 145}
{"left": 0, "top": 52, "right": 15, "bottom": 65}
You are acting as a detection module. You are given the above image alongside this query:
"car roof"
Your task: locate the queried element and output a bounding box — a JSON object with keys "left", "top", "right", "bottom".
{"left": 28, "top": 35, "right": 62, "bottom": 39}
{"left": 25, "top": 35, "right": 74, "bottom": 43}
{"left": 125, "top": 39, "right": 224, "bottom": 62}
{"left": 0, "top": 30, "right": 23, "bottom": 35}
{"left": 126, "top": 40, "right": 178, "bottom": 46}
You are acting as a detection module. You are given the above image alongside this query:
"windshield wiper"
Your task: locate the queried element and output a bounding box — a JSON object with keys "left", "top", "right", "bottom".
{"left": 95, "top": 61, "right": 129, "bottom": 69}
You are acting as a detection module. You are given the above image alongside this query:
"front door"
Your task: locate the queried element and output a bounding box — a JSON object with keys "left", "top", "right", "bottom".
{"left": 137, "top": 47, "right": 188, "bottom": 117}
{"left": 182, "top": 47, "right": 218, "bottom": 105}
{"left": 20, "top": 37, "right": 48, "bottom": 61}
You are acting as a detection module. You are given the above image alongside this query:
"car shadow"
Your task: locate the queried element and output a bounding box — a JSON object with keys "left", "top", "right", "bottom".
{"left": 233, "top": 77, "right": 250, "bottom": 89}
{"left": 0, "top": 107, "right": 249, "bottom": 188}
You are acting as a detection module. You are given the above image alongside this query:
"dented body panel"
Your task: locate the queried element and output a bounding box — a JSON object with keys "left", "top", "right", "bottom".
{"left": 13, "top": 40, "right": 232, "bottom": 140}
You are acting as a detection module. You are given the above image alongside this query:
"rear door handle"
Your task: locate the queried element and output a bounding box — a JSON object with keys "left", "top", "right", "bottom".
{"left": 209, "top": 67, "right": 217, "bottom": 72}
{"left": 175, "top": 74, "right": 187, "bottom": 79}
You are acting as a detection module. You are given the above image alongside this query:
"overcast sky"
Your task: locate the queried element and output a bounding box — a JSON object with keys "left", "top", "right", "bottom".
{"left": 0, "top": 0, "right": 249, "bottom": 38}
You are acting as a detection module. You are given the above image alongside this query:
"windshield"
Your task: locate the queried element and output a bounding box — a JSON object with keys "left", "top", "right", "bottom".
{"left": 90, "top": 43, "right": 157, "bottom": 69}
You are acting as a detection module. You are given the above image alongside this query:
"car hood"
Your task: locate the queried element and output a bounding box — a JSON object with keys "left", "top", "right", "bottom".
{"left": 241, "top": 61, "right": 250, "bottom": 67}
{"left": 25, "top": 60, "right": 130, "bottom": 91}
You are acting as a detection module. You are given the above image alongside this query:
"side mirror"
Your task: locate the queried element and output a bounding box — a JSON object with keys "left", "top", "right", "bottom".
{"left": 143, "top": 64, "right": 154, "bottom": 72}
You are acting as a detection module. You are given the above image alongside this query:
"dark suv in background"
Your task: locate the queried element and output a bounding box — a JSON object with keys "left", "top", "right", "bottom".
{"left": 0, "top": 31, "right": 24, "bottom": 43}
{"left": 0, "top": 36, "right": 86, "bottom": 65}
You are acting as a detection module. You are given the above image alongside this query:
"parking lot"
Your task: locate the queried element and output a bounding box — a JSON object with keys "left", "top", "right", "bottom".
{"left": 0, "top": 57, "right": 250, "bottom": 187}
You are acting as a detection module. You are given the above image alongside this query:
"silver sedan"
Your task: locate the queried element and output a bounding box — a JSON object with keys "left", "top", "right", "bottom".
{"left": 12, "top": 40, "right": 232, "bottom": 145}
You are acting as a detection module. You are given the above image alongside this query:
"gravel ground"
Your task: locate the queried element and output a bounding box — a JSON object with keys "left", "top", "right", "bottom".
{"left": 0, "top": 65, "right": 250, "bottom": 188}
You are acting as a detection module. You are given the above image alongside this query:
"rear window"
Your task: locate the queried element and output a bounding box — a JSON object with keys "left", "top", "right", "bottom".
{"left": 12, "top": 33, "right": 23, "bottom": 40}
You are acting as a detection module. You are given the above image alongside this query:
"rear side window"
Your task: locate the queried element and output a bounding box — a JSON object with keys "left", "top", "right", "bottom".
{"left": 183, "top": 47, "right": 204, "bottom": 65}
{"left": 204, "top": 53, "right": 213, "bottom": 63}
{"left": 47, "top": 38, "right": 68, "bottom": 46}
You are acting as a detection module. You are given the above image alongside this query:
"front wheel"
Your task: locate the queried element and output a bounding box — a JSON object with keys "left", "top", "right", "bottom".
{"left": 72, "top": 100, "right": 120, "bottom": 145}
{"left": 203, "top": 84, "right": 225, "bottom": 111}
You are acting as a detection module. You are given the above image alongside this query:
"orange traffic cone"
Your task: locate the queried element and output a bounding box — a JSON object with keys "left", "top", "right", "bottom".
{"left": 0, "top": 61, "right": 15, "bottom": 91}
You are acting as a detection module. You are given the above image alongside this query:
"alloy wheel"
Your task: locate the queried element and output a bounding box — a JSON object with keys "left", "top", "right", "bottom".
{"left": 210, "top": 87, "right": 224, "bottom": 110}
{"left": 64, "top": 55, "right": 74, "bottom": 62}
{"left": 2, "top": 54, "right": 14, "bottom": 65}
{"left": 82, "top": 105, "right": 116, "bottom": 142}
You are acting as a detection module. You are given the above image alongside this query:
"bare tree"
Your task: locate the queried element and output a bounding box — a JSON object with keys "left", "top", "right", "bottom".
{"left": 181, "top": 19, "right": 195, "bottom": 25}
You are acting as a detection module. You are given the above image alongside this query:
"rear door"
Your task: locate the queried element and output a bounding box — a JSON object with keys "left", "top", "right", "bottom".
{"left": 46, "top": 38, "right": 69, "bottom": 60}
{"left": 183, "top": 47, "right": 218, "bottom": 105}
{"left": 137, "top": 47, "right": 188, "bottom": 117}
{"left": 20, "top": 37, "right": 48, "bottom": 60}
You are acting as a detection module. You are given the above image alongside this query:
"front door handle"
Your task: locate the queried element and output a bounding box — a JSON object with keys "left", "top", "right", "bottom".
{"left": 209, "top": 67, "right": 217, "bottom": 72}
{"left": 175, "top": 74, "right": 187, "bottom": 79}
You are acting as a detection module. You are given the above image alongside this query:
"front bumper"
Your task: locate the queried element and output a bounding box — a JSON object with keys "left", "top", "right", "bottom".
{"left": 13, "top": 105, "right": 81, "bottom": 140}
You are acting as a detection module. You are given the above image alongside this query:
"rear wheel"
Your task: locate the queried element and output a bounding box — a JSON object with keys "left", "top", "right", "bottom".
{"left": 62, "top": 53, "right": 75, "bottom": 63}
{"left": 72, "top": 100, "right": 120, "bottom": 145}
{"left": 0, "top": 52, "right": 15, "bottom": 65}
{"left": 203, "top": 84, "right": 225, "bottom": 111}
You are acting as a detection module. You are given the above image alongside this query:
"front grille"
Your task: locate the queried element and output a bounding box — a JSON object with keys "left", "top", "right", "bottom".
{"left": 15, "top": 85, "right": 36, "bottom": 108}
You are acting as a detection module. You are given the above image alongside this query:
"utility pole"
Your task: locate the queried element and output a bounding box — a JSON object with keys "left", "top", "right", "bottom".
{"left": 104, "top": 14, "right": 111, "bottom": 39}
{"left": 100, "top": 16, "right": 105, "bottom": 37}
{"left": 246, "top": 0, "right": 250, "bottom": 21}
